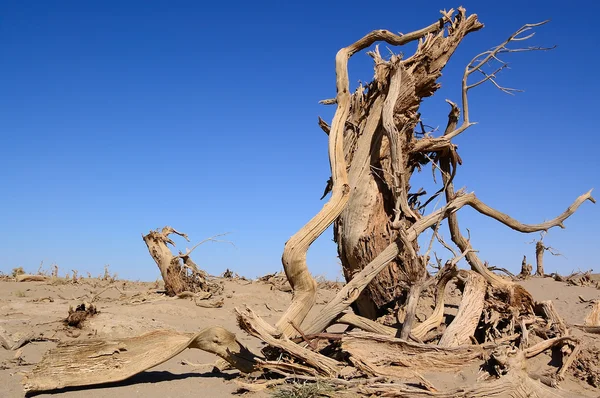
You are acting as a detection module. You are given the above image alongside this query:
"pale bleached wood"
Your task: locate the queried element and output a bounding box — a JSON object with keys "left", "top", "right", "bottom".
{"left": 335, "top": 313, "right": 396, "bottom": 336}
{"left": 237, "top": 307, "right": 341, "bottom": 377}
{"left": 439, "top": 271, "right": 486, "bottom": 347}
{"left": 412, "top": 264, "right": 458, "bottom": 340}
{"left": 23, "top": 327, "right": 258, "bottom": 392}
{"left": 277, "top": 10, "right": 473, "bottom": 336}
{"left": 584, "top": 300, "right": 600, "bottom": 326}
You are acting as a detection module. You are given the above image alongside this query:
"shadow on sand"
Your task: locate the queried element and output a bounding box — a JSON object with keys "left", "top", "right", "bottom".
{"left": 25, "top": 370, "right": 237, "bottom": 396}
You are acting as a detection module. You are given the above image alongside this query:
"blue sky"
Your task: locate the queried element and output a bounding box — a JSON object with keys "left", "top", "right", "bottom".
{"left": 1, "top": 1, "right": 598, "bottom": 281}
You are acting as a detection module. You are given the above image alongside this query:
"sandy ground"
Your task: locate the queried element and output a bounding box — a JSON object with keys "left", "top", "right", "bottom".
{"left": 0, "top": 275, "right": 599, "bottom": 397}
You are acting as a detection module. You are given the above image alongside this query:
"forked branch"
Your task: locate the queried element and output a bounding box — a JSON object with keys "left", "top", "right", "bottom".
{"left": 413, "top": 20, "right": 555, "bottom": 153}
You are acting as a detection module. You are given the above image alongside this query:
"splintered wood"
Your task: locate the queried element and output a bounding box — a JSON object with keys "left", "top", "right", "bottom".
{"left": 342, "top": 331, "right": 485, "bottom": 374}
{"left": 439, "top": 272, "right": 486, "bottom": 347}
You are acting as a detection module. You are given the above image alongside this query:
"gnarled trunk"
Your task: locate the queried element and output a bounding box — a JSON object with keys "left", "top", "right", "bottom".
{"left": 334, "top": 10, "right": 483, "bottom": 318}
{"left": 142, "top": 227, "right": 220, "bottom": 297}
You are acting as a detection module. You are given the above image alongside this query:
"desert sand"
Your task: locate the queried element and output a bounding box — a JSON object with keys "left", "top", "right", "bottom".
{"left": 0, "top": 274, "right": 598, "bottom": 397}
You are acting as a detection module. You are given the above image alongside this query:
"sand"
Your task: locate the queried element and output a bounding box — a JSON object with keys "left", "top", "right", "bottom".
{"left": 0, "top": 275, "right": 598, "bottom": 397}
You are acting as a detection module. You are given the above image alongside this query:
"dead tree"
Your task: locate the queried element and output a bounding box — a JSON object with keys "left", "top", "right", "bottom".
{"left": 529, "top": 232, "right": 562, "bottom": 276}
{"left": 24, "top": 8, "right": 596, "bottom": 396}
{"left": 278, "top": 8, "right": 594, "bottom": 333}
{"left": 142, "top": 227, "right": 223, "bottom": 296}
{"left": 518, "top": 255, "right": 533, "bottom": 279}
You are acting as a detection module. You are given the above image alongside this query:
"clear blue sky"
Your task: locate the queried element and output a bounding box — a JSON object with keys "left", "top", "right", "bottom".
{"left": 1, "top": 1, "right": 598, "bottom": 281}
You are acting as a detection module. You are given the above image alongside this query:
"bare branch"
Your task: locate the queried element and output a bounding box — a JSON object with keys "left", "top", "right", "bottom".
{"left": 439, "top": 20, "right": 553, "bottom": 141}
{"left": 317, "top": 116, "right": 330, "bottom": 135}
{"left": 319, "top": 98, "right": 337, "bottom": 105}
{"left": 160, "top": 226, "right": 190, "bottom": 243}
{"left": 175, "top": 232, "right": 235, "bottom": 260}
{"left": 464, "top": 189, "right": 595, "bottom": 233}
{"left": 435, "top": 230, "right": 458, "bottom": 258}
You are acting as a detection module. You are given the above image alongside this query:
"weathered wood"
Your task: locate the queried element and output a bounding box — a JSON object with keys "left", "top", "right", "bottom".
{"left": 439, "top": 271, "right": 486, "bottom": 347}
{"left": 584, "top": 300, "right": 600, "bottom": 326}
{"left": 142, "top": 227, "right": 191, "bottom": 296}
{"left": 518, "top": 255, "right": 533, "bottom": 279}
{"left": 412, "top": 264, "right": 458, "bottom": 340}
{"left": 335, "top": 313, "right": 396, "bottom": 336}
{"left": 142, "top": 227, "right": 220, "bottom": 296}
{"left": 535, "top": 241, "right": 545, "bottom": 276}
{"left": 535, "top": 300, "right": 568, "bottom": 337}
{"left": 361, "top": 371, "right": 580, "bottom": 397}
{"left": 335, "top": 8, "right": 484, "bottom": 317}
{"left": 23, "top": 327, "right": 258, "bottom": 392}
{"left": 342, "top": 331, "right": 486, "bottom": 372}
{"left": 399, "top": 282, "right": 424, "bottom": 339}
{"left": 16, "top": 274, "right": 47, "bottom": 282}
{"left": 237, "top": 307, "right": 341, "bottom": 377}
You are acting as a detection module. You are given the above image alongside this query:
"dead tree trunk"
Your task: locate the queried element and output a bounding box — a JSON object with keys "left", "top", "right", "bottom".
{"left": 330, "top": 10, "right": 484, "bottom": 319}
{"left": 530, "top": 233, "right": 561, "bottom": 276}
{"left": 518, "top": 255, "right": 533, "bottom": 279}
{"left": 142, "top": 227, "right": 220, "bottom": 296}
{"left": 535, "top": 242, "right": 545, "bottom": 276}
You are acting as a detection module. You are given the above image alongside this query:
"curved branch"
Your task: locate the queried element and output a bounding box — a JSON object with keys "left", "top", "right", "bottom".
{"left": 466, "top": 189, "right": 595, "bottom": 232}
{"left": 412, "top": 262, "right": 459, "bottom": 340}
{"left": 175, "top": 232, "right": 234, "bottom": 260}
{"left": 160, "top": 226, "right": 190, "bottom": 244}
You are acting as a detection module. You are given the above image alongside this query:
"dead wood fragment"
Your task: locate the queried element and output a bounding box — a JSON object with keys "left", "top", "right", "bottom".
{"left": 518, "top": 256, "right": 533, "bottom": 279}
{"left": 584, "top": 300, "right": 600, "bottom": 326}
{"left": 573, "top": 325, "right": 600, "bottom": 334}
{"left": 16, "top": 274, "right": 47, "bottom": 282}
{"left": 534, "top": 300, "right": 567, "bottom": 337}
{"left": 487, "top": 264, "right": 516, "bottom": 279}
{"left": 64, "top": 303, "right": 97, "bottom": 328}
{"left": 412, "top": 263, "right": 458, "bottom": 340}
{"left": 439, "top": 271, "right": 486, "bottom": 347}
{"left": 574, "top": 300, "right": 600, "bottom": 332}
{"left": 23, "top": 327, "right": 259, "bottom": 392}
{"left": 553, "top": 270, "right": 598, "bottom": 287}
{"left": 236, "top": 307, "right": 341, "bottom": 377}
{"left": 29, "top": 296, "right": 54, "bottom": 303}
{"left": 399, "top": 281, "right": 425, "bottom": 340}
{"left": 195, "top": 298, "right": 224, "bottom": 308}
{"left": 342, "top": 331, "right": 486, "bottom": 373}
{"left": 361, "top": 369, "right": 579, "bottom": 397}
{"left": 1, "top": 326, "right": 58, "bottom": 351}
{"left": 257, "top": 272, "right": 292, "bottom": 292}
{"left": 335, "top": 313, "right": 396, "bottom": 336}
{"left": 176, "top": 290, "right": 210, "bottom": 299}
{"left": 557, "top": 343, "right": 581, "bottom": 381}
{"left": 524, "top": 335, "right": 578, "bottom": 359}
